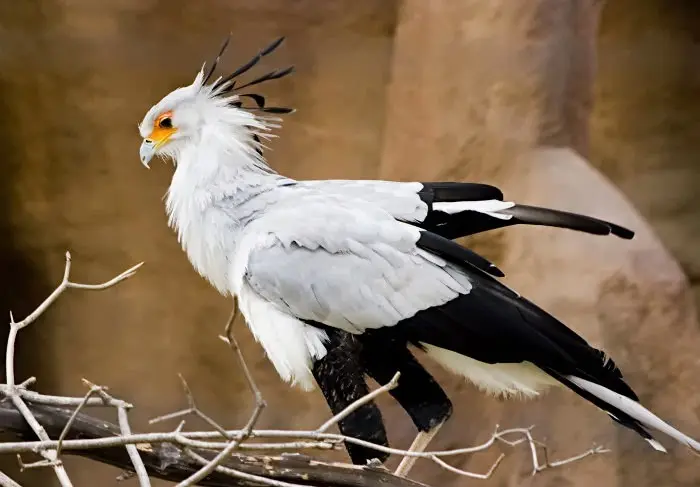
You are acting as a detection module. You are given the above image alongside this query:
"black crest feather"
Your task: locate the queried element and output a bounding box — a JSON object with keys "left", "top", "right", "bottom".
{"left": 203, "top": 35, "right": 295, "bottom": 115}
{"left": 202, "top": 33, "right": 232, "bottom": 86}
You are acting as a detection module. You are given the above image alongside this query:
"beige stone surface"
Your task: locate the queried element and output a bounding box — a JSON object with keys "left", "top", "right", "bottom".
{"left": 0, "top": 0, "right": 697, "bottom": 486}
{"left": 591, "top": 0, "right": 700, "bottom": 314}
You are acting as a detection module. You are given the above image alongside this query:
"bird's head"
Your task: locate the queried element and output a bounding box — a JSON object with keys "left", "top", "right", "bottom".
{"left": 138, "top": 36, "right": 294, "bottom": 168}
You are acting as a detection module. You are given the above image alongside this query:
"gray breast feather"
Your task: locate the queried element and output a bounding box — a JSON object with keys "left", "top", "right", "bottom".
{"left": 242, "top": 200, "right": 472, "bottom": 334}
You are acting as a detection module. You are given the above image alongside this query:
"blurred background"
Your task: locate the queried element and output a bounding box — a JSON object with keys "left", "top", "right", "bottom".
{"left": 0, "top": 0, "right": 698, "bottom": 485}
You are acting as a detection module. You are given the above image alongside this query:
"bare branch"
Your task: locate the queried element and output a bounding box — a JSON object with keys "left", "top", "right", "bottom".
{"left": 176, "top": 300, "right": 268, "bottom": 486}
{"left": 56, "top": 385, "right": 103, "bottom": 456}
{"left": 317, "top": 372, "right": 400, "bottom": 433}
{"left": 2, "top": 252, "right": 143, "bottom": 486}
{"left": 8, "top": 252, "right": 142, "bottom": 334}
{"left": 117, "top": 404, "right": 151, "bottom": 487}
{"left": 219, "top": 297, "right": 267, "bottom": 414}
{"left": 0, "top": 470, "right": 21, "bottom": 487}
{"left": 187, "top": 449, "right": 311, "bottom": 487}
{"left": 0, "top": 386, "right": 131, "bottom": 408}
{"left": 516, "top": 427, "right": 610, "bottom": 474}
{"left": 430, "top": 453, "right": 505, "bottom": 479}
{"left": 0, "top": 401, "right": 428, "bottom": 487}
{"left": 78, "top": 380, "right": 150, "bottom": 486}
{"left": 6, "top": 392, "right": 72, "bottom": 486}
{"left": 150, "top": 374, "right": 232, "bottom": 440}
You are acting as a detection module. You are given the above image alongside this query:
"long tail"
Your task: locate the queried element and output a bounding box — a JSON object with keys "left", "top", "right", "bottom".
{"left": 427, "top": 201, "right": 635, "bottom": 240}
{"left": 554, "top": 372, "right": 700, "bottom": 453}
{"left": 499, "top": 204, "right": 635, "bottom": 239}
{"left": 417, "top": 182, "right": 635, "bottom": 240}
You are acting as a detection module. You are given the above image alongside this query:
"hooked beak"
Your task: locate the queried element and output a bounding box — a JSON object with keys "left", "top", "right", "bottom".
{"left": 139, "top": 139, "right": 156, "bottom": 168}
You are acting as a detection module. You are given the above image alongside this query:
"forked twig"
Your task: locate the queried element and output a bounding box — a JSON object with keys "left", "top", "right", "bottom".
{"left": 1, "top": 252, "right": 143, "bottom": 486}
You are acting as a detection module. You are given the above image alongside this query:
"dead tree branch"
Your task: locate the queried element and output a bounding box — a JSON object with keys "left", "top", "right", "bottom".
{"left": 0, "top": 401, "right": 428, "bottom": 487}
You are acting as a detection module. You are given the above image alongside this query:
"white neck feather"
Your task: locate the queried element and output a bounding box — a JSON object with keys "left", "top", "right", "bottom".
{"left": 164, "top": 109, "right": 285, "bottom": 294}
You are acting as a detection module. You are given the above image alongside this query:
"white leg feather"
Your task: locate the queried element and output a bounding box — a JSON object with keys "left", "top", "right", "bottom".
{"left": 568, "top": 376, "right": 700, "bottom": 452}
{"left": 237, "top": 284, "right": 328, "bottom": 391}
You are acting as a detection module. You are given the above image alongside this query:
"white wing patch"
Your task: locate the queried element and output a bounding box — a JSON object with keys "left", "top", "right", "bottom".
{"left": 433, "top": 199, "right": 515, "bottom": 220}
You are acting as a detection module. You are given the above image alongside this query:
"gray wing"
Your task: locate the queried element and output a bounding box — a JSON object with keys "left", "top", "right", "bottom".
{"left": 241, "top": 198, "right": 473, "bottom": 334}
{"left": 295, "top": 179, "right": 428, "bottom": 223}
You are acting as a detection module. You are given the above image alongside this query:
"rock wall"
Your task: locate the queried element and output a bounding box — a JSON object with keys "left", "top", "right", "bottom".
{"left": 591, "top": 0, "right": 700, "bottom": 309}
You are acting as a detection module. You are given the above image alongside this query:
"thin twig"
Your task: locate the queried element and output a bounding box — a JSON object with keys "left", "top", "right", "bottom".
{"left": 7, "top": 393, "right": 72, "bottom": 486}
{"left": 176, "top": 300, "right": 268, "bottom": 486}
{"left": 431, "top": 453, "right": 506, "bottom": 479}
{"left": 150, "top": 375, "right": 232, "bottom": 440}
{"left": 219, "top": 298, "right": 267, "bottom": 414}
{"left": 56, "top": 386, "right": 102, "bottom": 456}
{"left": 317, "top": 371, "right": 400, "bottom": 433}
{"left": 8, "top": 252, "right": 142, "bottom": 333}
{"left": 83, "top": 380, "right": 151, "bottom": 487}
{"left": 0, "top": 386, "right": 131, "bottom": 408}
{"left": 16, "top": 456, "right": 60, "bottom": 470}
{"left": 117, "top": 406, "right": 151, "bottom": 487}
{"left": 1, "top": 253, "right": 142, "bottom": 487}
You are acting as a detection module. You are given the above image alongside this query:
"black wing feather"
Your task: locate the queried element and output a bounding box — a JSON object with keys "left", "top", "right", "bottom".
{"left": 405, "top": 233, "right": 638, "bottom": 401}
{"left": 417, "top": 231, "right": 504, "bottom": 278}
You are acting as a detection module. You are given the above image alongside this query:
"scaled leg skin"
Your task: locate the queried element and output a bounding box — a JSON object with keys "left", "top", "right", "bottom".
{"left": 311, "top": 328, "right": 390, "bottom": 465}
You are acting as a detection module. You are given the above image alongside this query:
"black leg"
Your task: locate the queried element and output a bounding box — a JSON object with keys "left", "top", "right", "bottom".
{"left": 359, "top": 332, "right": 453, "bottom": 477}
{"left": 359, "top": 332, "right": 453, "bottom": 432}
{"left": 311, "top": 328, "right": 390, "bottom": 465}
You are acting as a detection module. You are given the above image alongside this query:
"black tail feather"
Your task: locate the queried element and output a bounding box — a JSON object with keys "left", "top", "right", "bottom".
{"left": 501, "top": 205, "right": 635, "bottom": 239}
{"left": 425, "top": 204, "right": 635, "bottom": 240}
{"left": 419, "top": 182, "right": 504, "bottom": 203}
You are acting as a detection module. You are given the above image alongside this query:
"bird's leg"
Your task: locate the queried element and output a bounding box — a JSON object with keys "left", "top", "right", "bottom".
{"left": 394, "top": 420, "right": 445, "bottom": 478}
{"left": 311, "top": 327, "right": 390, "bottom": 465}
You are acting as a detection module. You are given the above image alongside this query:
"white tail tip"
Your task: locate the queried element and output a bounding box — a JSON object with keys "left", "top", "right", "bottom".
{"left": 568, "top": 375, "right": 700, "bottom": 453}
{"left": 646, "top": 438, "right": 668, "bottom": 453}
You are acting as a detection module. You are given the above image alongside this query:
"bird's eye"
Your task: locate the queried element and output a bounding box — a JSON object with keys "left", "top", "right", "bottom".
{"left": 158, "top": 117, "right": 173, "bottom": 129}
